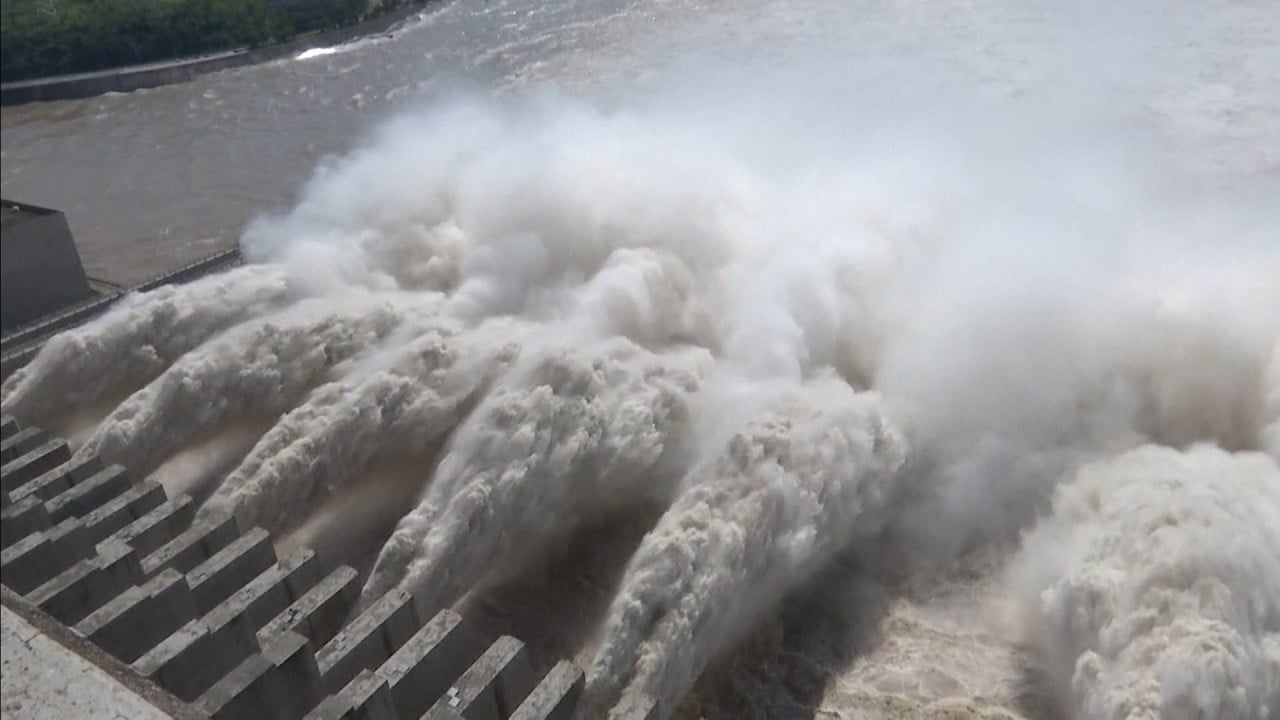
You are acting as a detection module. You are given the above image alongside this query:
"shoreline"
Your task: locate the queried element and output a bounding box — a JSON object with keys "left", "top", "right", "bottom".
{"left": 0, "top": 4, "right": 426, "bottom": 106}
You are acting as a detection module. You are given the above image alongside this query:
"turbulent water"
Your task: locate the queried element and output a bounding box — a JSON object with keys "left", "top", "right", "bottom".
{"left": 4, "top": 1, "right": 1280, "bottom": 718}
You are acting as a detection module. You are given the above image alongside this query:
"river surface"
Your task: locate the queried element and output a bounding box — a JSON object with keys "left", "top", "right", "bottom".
{"left": 0, "top": 0, "right": 727, "bottom": 282}
{"left": 3, "top": 0, "right": 1276, "bottom": 285}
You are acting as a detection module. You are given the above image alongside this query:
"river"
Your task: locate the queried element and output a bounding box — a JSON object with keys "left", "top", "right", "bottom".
{"left": 4, "top": 0, "right": 1275, "bottom": 287}
{"left": 0, "top": 0, "right": 745, "bottom": 283}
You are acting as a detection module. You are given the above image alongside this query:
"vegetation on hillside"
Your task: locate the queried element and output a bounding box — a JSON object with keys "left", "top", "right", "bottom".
{"left": 0, "top": 0, "right": 413, "bottom": 82}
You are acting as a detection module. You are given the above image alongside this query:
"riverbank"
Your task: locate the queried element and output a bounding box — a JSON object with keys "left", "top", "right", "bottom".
{"left": 0, "top": 4, "right": 425, "bottom": 106}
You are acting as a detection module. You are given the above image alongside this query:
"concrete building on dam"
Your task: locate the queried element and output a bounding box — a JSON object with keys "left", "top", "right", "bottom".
{"left": 0, "top": 200, "right": 96, "bottom": 333}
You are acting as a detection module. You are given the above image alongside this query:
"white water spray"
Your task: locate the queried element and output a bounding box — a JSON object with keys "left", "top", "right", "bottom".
{"left": 73, "top": 298, "right": 403, "bottom": 475}
{"left": 585, "top": 379, "right": 906, "bottom": 716}
{"left": 1, "top": 264, "right": 292, "bottom": 425}
{"left": 1009, "top": 444, "right": 1280, "bottom": 720}
{"left": 361, "top": 339, "right": 709, "bottom": 615}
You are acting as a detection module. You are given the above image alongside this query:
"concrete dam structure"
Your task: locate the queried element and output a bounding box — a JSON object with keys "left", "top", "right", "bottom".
{"left": 1, "top": 414, "right": 601, "bottom": 720}
{"left": 0, "top": 200, "right": 96, "bottom": 333}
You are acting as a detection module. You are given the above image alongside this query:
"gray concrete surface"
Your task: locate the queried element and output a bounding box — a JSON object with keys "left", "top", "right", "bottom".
{"left": 1, "top": 604, "right": 170, "bottom": 719}
{"left": 0, "top": 201, "right": 94, "bottom": 332}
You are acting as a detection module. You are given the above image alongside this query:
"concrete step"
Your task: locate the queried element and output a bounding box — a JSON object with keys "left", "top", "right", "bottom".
{"left": 133, "top": 549, "right": 326, "bottom": 701}
{"left": 0, "top": 494, "right": 52, "bottom": 549}
{"left": 74, "top": 568, "right": 198, "bottom": 663}
{"left": 230, "top": 549, "right": 325, "bottom": 632}
{"left": 304, "top": 668, "right": 395, "bottom": 719}
{"left": 0, "top": 422, "right": 590, "bottom": 720}
{"left": 393, "top": 613, "right": 497, "bottom": 720}
{"left": 109, "top": 493, "right": 196, "bottom": 556}
{"left": 1, "top": 516, "right": 93, "bottom": 593}
{"left": 0, "top": 415, "right": 17, "bottom": 441}
{"left": 187, "top": 527, "right": 276, "bottom": 615}
{"left": 81, "top": 480, "right": 166, "bottom": 544}
{"left": 258, "top": 564, "right": 359, "bottom": 653}
{"left": 46, "top": 464, "right": 130, "bottom": 523}
{"left": 140, "top": 512, "right": 237, "bottom": 577}
{"left": 7, "top": 453, "right": 102, "bottom": 504}
{"left": 307, "top": 609, "right": 490, "bottom": 720}
{"left": 316, "top": 589, "right": 421, "bottom": 694}
{"left": 509, "top": 661, "right": 584, "bottom": 720}
{"left": 1, "top": 438, "right": 70, "bottom": 494}
{"left": 24, "top": 538, "right": 143, "bottom": 624}
{"left": 0, "top": 426, "right": 48, "bottom": 463}
{"left": 432, "top": 635, "right": 539, "bottom": 720}
{"left": 198, "top": 630, "right": 322, "bottom": 720}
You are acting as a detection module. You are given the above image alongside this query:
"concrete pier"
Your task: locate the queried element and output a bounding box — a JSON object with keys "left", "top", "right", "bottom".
{"left": 1, "top": 439, "right": 70, "bottom": 492}
{"left": 231, "top": 548, "right": 325, "bottom": 630}
{"left": 75, "top": 568, "right": 198, "bottom": 662}
{"left": 1, "top": 427, "right": 50, "bottom": 463}
{"left": 316, "top": 589, "right": 420, "bottom": 693}
{"left": 112, "top": 494, "right": 197, "bottom": 556}
{"left": 7, "top": 453, "right": 101, "bottom": 503}
{"left": 1, "top": 495, "right": 52, "bottom": 548}
{"left": 428, "top": 635, "right": 537, "bottom": 720}
{"left": 186, "top": 527, "right": 276, "bottom": 613}
{"left": 258, "top": 564, "right": 358, "bottom": 652}
{"left": 198, "top": 630, "right": 322, "bottom": 720}
{"left": 2, "top": 517, "right": 93, "bottom": 593}
{"left": 304, "top": 667, "right": 396, "bottom": 719}
{"left": 140, "top": 513, "right": 237, "bottom": 576}
{"left": 135, "top": 545, "right": 322, "bottom": 700}
{"left": 380, "top": 609, "right": 486, "bottom": 719}
{"left": 25, "top": 538, "right": 142, "bottom": 623}
{"left": 81, "top": 481, "right": 167, "bottom": 543}
{"left": 510, "top": 661, "right": 583, "bottom": 720}
{"left": 47, "top": 465, "right": 129, "bottom": 522}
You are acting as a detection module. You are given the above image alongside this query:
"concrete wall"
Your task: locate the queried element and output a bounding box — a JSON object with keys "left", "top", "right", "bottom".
{"left": 1, "top": 204, "right": 95, "bottom": 332}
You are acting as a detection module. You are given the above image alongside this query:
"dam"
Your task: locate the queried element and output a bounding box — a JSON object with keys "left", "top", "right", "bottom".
{"left": 2, "top": 2, "right": 1278, "bottom": 719}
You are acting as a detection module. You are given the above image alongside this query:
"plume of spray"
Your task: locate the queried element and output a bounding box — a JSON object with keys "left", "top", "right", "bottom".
{"left": 583, "top": 378, "right": 907, "bottom": 717}
{"left": 870, "top": 189, "right": 1280, "bottom": 579}
{"left": 201, "top": 314, "right": 524, "bottom": 532}
{"left": 72, "top": 297, "right": 407, "bottom": 476}
{"left": 359, "top": 242, "right": 717, "bottom": 610}
{"left": 360, "top": 337, "right": 709, "bottom": 614}
{"left": 1, "top": 264, "right": 292, "bottom": 426}
{"left": 1007, "top": 444, "right": 1280, "bottom": 719}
